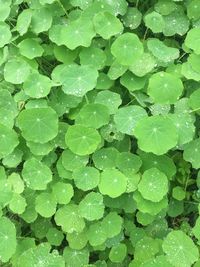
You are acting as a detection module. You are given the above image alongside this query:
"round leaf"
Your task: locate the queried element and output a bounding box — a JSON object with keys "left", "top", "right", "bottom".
{"left": 78, "top": 192, "right": 104, "bottom": 221}
{"left": 111, "top": 33, "right": 143, "bottom": 66}
{"left": 93, "top": 11, "right": 123, "bottom": 39}
{"left": 0, "top": 217, "right": 16, "bottom": 263}
{"left": 138, "top": 167, "right": 168, "bottom": 202}
{"left": 147, "top": 72, "right": 183, "bottom": 104}
{"left": 99, "top": 168, "right": 127, "bottom": 198}
{"left": 65, "top": 125, "right": 101, "bottom": 156}
{"left": 134, "top": 116, "right": 178, "bottom": 155}
{"left": 162, "top": 230, "right": 199, "bottom": 267}
{"left": 22, "top": 158, "right": 52, "bottom": 190}
{"left": 114, "top": 105, "right": 148, "bottom": 135}
{"left": 73, "top": 166, "right": 100, "bottom": 191}
{"left": 17, "top": 107, "right": 58, "bottom": 143}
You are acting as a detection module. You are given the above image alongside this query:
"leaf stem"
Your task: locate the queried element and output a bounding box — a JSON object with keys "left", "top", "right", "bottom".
{"left": 184, "top": 174, "right": 189, "bottom": 192}
{"left": 136, "top": 0, "right": 140, "bottom": 8}
{"left": 189, "top": 107, "right": 200, "bottom": 113}
{"left": 143, "top": 28, "right": 149, "bottom": 41}
{"left": 178, "top": 52, "right": 187, "bottom": 62}
{"left": 85, "top": 95, "right": 89, "bottom": 104}
{"left": 56, "top": 0, "right": 68, "bottom": 17}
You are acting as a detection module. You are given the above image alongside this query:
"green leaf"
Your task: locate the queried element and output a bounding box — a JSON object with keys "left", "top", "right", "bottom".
{"left": 8, "top": 173, "right": 24, "bottom": 194}
{"left": 163, "top": 9, "right": 189, "bottom": 36}
{"left": 111, "top": 33, "right": 143, "bottom": 66}
{"left": 22, "top": 158, "right": 52, "bottom": 190}
{"left": 23, "top": 72, "right": 52, "bottom": 98}
{"left": 55, "top": 204, "right": 85, "bottom": 233}
{"left": 147, "top": 38, "right": 180, "bottom": 64}
{"left": 0, "top": 2, "right": 10, "bottom": 22}
{"left": 0, "top": 124, "right": 18, "bottom": 158}
{"left": 134, "top": 237, "right": 160, "bottom": 262}
{"left": 67, "top": 229, "right": 88, "bottom": 250}
{"left": 16, "top": 9, "right": 32, "bottom": 36}
{"left": 61, "top": 149, "right": 88, "bottom": 171}
{"left": 73, "top": 166, "right": 100, "bottom": 191}
{"left": 0, "top": 22, "right": 11, "bottom": 47}
{"left": 17, "top": 107, "right": 58, "bottom": 143}
{"left": 117, "top": 152, "right": 142, "bottom": 173}
{"left": 167, "top": 113, "right": 195, "bottom": 146}
{"left": 79, "top": 46, "right": 106, "bottom": 70}
{"left": 87, "top": 222, "right": 107, "bottom": 246}
{"left": 62, "top": 16, "right": 95, "bottom": 49}
{"left": 95, "top": 90, "right": 122, "bottom": 114}
{"left": 155, "top": 0, "right": 176, "bottom": 15}
{"left": 35, "top": 192, "right": 57, "bottom": 218}
{"left": 4, "top": 58, "right": 30, "bottom": 84}
{"left": 65, "top": 125, "right": 101, "bottom": 155}
{"left": 185, "top": 27, "right": 200, "bottom": 54}
{"left": 78, "top": 192, "right": 104, "bottom": 221}
{"left": 17, "top": 244, "right": 65, "bottom": 267}
{"left": 129, "top": 52, "right": 156, "bottom": 77}
{"left": 134, "top": 115, "right": 178, "bottom": 155}
{"left": 120, "top": 71, "right": 147, "bottom": 92}
{"left": 140, "top": 255, "right": 173, "bottom": 267}
{"left": 183, "top": 138, "right": 200, "bottom": 169}
{"left": 147, "top": 71, "right": 183, "bottom": 104}
{"left": 0, "top": 179, "right": 13, "bottom": 206}
{"left": 31, "top": 7, "right": 52, "bottom": 34}
{"left": 70, "top": 0, "right": 92, "bottom": 9}
{"left": 139, "top": 151, "right": 176, "bottom": 179}
{"left": 99, "top": 168, "right": 127, "bottom": 198}
{"left": 92, "top": 147, "right": 119, "bottom": 170}
{"left": 52, "top": 182, "right": 74, "bottom": 204}
{"left": 133, "top": 191, "right": 168, "bottom": 215}
{"left": 2, "top": 147, "right": 22, "bottom": 168}
{"left": 27, "top": 141, "right": 54, "bottom": 156}
{"left": 93, "top": 12, "right": 123, "bottom": 39}
{"left": 63, "top": 247, "right": 89, "bottom": 267}
{"left": 18, "top": 38, "right": 44, "bottom": 59}
{"left": 172, "top": 186, "right": 185, "bottom": 201}
{"left": 9, "top": 193, "right": 27, "bottom": 214}
{"left": 187, "top": 0, "right": 200, "bottom": 20}
{"left": 188, "top": 88, "right": 200, "bottom": 113}
{"left": 76, "top": 103, "right": 110, "bottom": 129}
{"left": 46, "top": 227, "right": 64, "bottom": 246}
{"left": 109, "top": 243, "right": 127, "bottom": 263}
{"left": 122, "top": 7, "right": 142, "bottom": 29}
{"left": 162, "top": 230, "right": 199, "bottom": 267}
{"left": 144, "top": 11, "right": 164, "bottom": 33}
{"left": 101, "top": 211, "right": 123, "bottom": 238}
{"left": 56, "top": 64, "right": 98, "bottom": 97}
{"left": 0, "top": 217, "right": 16, "bottom": 263}
{"left": 138, "top": 167, "right": 168, "bottom": 202}
{"left": 114, "top": 105, "right": 148, "bottom": 135}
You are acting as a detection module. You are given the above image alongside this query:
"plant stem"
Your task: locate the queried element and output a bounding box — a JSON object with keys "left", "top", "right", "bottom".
{"left": 189, "top": 107, "right": 200, "bottom": 113}
{"left": 143, "top": 28, "right": 149, "bottom": 41}
{"left": 56, "top": 0, "right": 68, "bottom": 17}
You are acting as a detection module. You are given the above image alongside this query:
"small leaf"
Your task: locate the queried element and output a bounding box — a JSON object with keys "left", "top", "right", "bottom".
{"left": 65, "top": 125, "right": 101, "bottom": 156}
{"left": 93, "top": 11, "right": 123, "bottom": 39}
{"left": 138, "top": 167, "right": 168, "bottom": 202}
{"left": 17, "top": 107, "right": 58, "bottom": 143}
{"left": 78, "top": 192, "right": 104, "bottom": 221}
{"left": 162, "top": 230, "right": 199, "bottom": 267}
{"left": 99, "top": 168, "right": 127, "bottom": 198}
{"left": 111, "top": 33, "right": 143, "bottom": 66}
{"left": 22, "top": 158, "right": 52, "bottom": 190}
{"left": 0, "top": 217, "right": 16, "bottom": 263}
{"left": 134, "top": 115, "right": 178, "bottom": 155}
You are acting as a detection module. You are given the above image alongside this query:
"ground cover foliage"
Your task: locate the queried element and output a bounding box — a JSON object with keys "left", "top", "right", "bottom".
{"left": 0, "top": 0, "right": 200, "bottom": 266}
